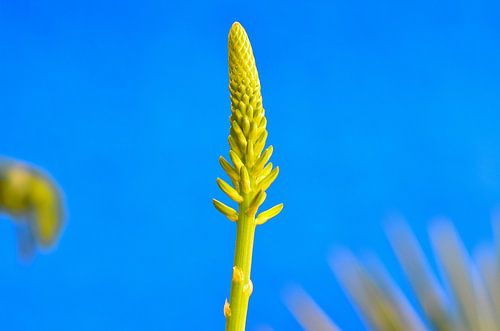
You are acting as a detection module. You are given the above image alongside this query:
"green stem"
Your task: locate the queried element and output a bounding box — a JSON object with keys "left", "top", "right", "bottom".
{"left": 226, "top": 197, "right": 256, "bottom": 331}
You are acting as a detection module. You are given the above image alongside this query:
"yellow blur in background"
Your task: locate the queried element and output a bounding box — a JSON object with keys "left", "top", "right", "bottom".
{"left": 0, "top": 159, "right": 64, "bottom": 258}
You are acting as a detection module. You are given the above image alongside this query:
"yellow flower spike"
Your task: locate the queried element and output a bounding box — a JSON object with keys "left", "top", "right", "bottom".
{"left": 228, "top": 136, "right": 243, "bottom": 157}
{"left": 247, "top": 190, "right": 266, "bottom": 216}
{"left": 246, "top": 140, "right": 255, "bottom": 168}
{"left": 253, "top": 145, "right": 273, "bottom": 173}
{"left": 255, "top": 111, "right": 265, "bottom": 129}
{"left": 242, "top": 117, "right": 251, "bottom": 135}
{"left": 231, "top": 121, "right": 247, "bottom": 148}
{"left": 216, "top": 178, "right": 244, "bottom": 203}
{"left": 259, "top": 116, "right": 267, "bottom": 127}
{"left": 255, "top": 203, "right": 284, "bottom": 225}
{"left": 240, "top": 166, "right": 251, "bottom": 194}
{"left": 0, "top": 160, "right": 64, "bottom": 257}
{"left": 257, "top": 166, "right": 280, "bottom": 191}
{"left": 247, "top": 105, "right": 254, "bottom": 121}
{"left": 230, "top": 108, "right": 243, "bottom": 124}
{"left": 248, "top": 122, "right": 258, "bottom": 141}
{"left": 219, "top": 156, "right": 239, "bottom": 184}
{"left": 257, "top": 162, "right": 273, "bottom": 179}
{"left": 229, "top": 150, "right": 244, "bottom": 171}
{"left": 254, "top": 130, "right": 268, "bottom": 156}
{"left": 213, "top": 199, "right": 238, "bottom": 222}
{"left": 213, "top": 22, "right": 283, "bottom": 331}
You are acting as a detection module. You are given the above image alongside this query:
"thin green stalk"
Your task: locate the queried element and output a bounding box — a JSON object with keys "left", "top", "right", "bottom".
{"left": 213, "top": 22, "right": 283, "bottom": 331}
{"left": 227, "top": 200, "right": 256, "bottom": 331}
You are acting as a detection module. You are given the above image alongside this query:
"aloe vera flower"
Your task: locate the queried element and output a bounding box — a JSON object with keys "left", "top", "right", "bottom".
{"left": 213, "top": 22, "right": 283, "bottom": 331}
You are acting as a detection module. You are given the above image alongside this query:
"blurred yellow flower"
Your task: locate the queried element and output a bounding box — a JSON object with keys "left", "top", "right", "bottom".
{"left": 0, "top": 159, "right": 64, "bottom": 258}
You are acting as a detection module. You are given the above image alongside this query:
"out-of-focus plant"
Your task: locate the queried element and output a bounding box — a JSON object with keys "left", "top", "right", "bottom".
{"left": 285, "top": 286, "right": 341, "bottom": 331}
{"left": 286, "top": 219, "right": 500, "bottom": 331}
{"left": 213, "top": 22, "right": 283, "bottom": 331}
{"left": 0, "top": 158, "right": 64, "bottom": 258}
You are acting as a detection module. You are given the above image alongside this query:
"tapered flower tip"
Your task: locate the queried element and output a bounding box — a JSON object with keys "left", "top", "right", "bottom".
{"left": 228, "top": 22, "right": 259, "bottom": 83}
{"left": 231, "top": 21, "right": 243, "bottom": 31}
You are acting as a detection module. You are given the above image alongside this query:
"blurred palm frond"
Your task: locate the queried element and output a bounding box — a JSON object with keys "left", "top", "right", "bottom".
{"left": 284, "top": 286, "right": 341, "bottom": 331}
{"left": 286, "top": 219, "right": 500, "bottom": 331}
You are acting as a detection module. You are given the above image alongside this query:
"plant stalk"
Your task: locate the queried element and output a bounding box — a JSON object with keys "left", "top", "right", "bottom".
{"left": 226, "top": 196, "right": 256, "bottom": 331}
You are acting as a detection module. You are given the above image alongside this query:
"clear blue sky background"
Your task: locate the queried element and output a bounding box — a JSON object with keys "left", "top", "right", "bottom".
{"left": 1, "top": 0, "right": 500, "bottom": 330}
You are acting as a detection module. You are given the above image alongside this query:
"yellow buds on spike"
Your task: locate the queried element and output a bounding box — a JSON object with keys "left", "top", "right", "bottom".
{"left": 253, "top": 145, "right": 273, "bottom": 173}
{"left": 240, "top": 166, "right": 251, "bottom": 194}
{"left": 247, "top": 190, "right": 266, "bottom": 216}
{"left": 214, "top": 22, "right": 284, "bottom": 331}
{"left": 256, "top": 203, "right": 284, "bottom": 225}
{"left": 212, "top": 199, "right": 238, "bottom": 222}
{"left": 246, "top": 140, "right": 255, "bottom": 167}
{"left": 219, "top": 156, "right": 239, "bottom": 184}
{"left": 216, "top": 178, "right": 243, "bottom": 203}
{"left": 229, "top": 150, "right": 244, "bottom": 171}
{"left": 215, "top": 22, "right": 282, "bottom": 222}
{"left": 242, "top": 116, "right": 250, "bottom": 135}
{"left": 248, "top": 122, "right": 258, "bottom": 141}
{"left": 257, "top": 166, "right": 280, "bottom": 191}
{"left": 231, "top": 121, "right": 247, "bottom": 148}
{"left": 254, "top": 131, "right": 268, "bottom": 156}
{"left": 228, "top": 136, "right": 242, "bottom": 157}
{"left": 259, "top": 162, "right": 273, "bottom": 179}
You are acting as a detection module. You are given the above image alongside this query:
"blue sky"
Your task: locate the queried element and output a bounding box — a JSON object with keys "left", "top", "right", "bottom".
{"left": 1, "top": 0, "right": 500, "bottom": 329}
